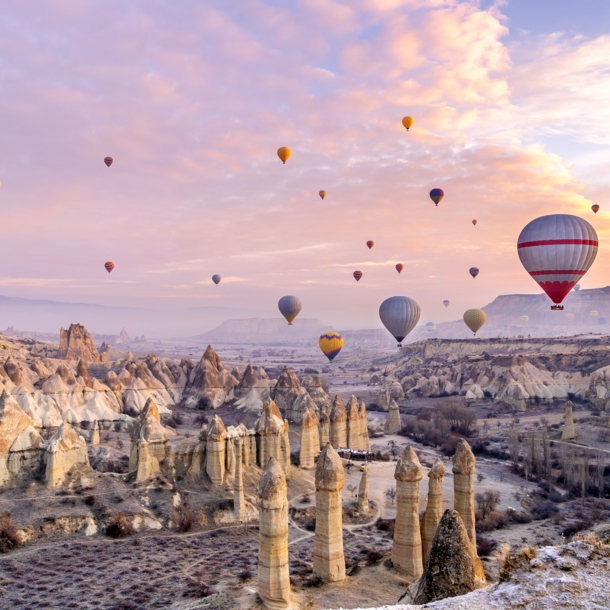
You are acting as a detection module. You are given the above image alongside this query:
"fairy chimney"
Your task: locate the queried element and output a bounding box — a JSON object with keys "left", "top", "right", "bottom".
{"left": 90, "top": 420, "right": 100, "bottom": 446}
{"left": 299, "top": 406, "right": 320, "bottom": 469}
{"left": 234, "top": 437, "right": 245, "bottom": 521}
{"left": 358, "top": 467, "right": 369, "bottom": 513}
{"left": 329, "top": 395, "right": 347, "bottom": 449}
{"left": 346, "top": 396, "right": 360, "bottom": 449}
{"left": 421, "top": 458, "right": 446, "bottom": 564}
{"left": 319, "top": 412, "right": 330, "bottom": 448}
{"left": 45, "top": 422, "right": 90, "bottom": 487}
{"left": 359, "top": 402, "right": 370, "bottom": 451}
{"left": 384, "top": 399, "right": 402, "bottom": 435}
{"left": 561, "top": 400, "right": 577, "bottom": 440}
{"left": 206, "top": 415, "right": 227, "bottom": 486}
{"left": 255, "top": 399, "right": 290, "bottom": 473}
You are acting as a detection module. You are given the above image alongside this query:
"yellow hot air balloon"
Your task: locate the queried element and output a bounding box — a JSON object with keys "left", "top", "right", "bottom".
{"left": 590, "top": 310, "right": 599, "bottom": 319}
{"left": 277, "top": 147, "right": 291, "bottom": 164}
{"left": 521, "top": 315, "right": 529, "bottom": 323}
{"left": 463, "top": 309, "right": 486, "bottom": 335}
{"left": 402, "top": 116, "right": 414, "bottom": 131}
{"left": 318, "top": 331, "right": 344, "bottom": 362}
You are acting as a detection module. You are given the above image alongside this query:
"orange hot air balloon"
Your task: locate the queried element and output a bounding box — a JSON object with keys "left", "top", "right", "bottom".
{"left": 366, "top": 240, "right": 374, "bottom": 249}
{"left": 319, "top": 190, "right": 326, "bottom": 200}
{"left": 402, "top": 116, "right": 414, "bottom": 131}
{"left": 395, "top": 264, "right": 404, "bottom": 274}
{"left": 277, "top": 147, "right": 291, "bottom": 164}
{"left": 353, "top": 271, "right": 362, "bottom": 282}
{"left": 104, "top": 261, "right": 115, "bottom": 273}
{"left": 592, "top": 204, "right": 600, "bottom": 214}
{"left": 104, "top": 157, "right": 113, "bottom": 167}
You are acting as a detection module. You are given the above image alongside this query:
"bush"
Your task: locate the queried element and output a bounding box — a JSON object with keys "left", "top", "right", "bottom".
{"left": 532, "top": 500, "right": 560, "bottom": 520}
{"left": 106, "top": 513, "right": 132, "bottom": 538}
{"left": 476, "top": 535, "right": 497, "bottom": 557}
{"left": 83, "top": 495, "right": 96, "bottom": 506}
{"left": 375, "top": 518, "right": 395, "bottom": 537}
{"left": 303, "top": 574, "right": 324, "bottom": 588}
{"left": 173, "top": 502, "right": 195, "bottom": 533}
{"left": 0, "top": 513, "right": 21, "bottom": 553}
{"left": 194, "top": 413, "right": 209, "bottom": 426}
{"left": 507, "top": 509, "right": 532, "bottom": 524}
{"left": 238, "top": 569, "right": 253, "bottom": 582}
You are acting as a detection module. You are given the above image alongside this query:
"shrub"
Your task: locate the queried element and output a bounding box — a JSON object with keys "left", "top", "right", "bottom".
{"left": 303, "top": 574, "right": 324, "bottom": 588}
{"left": 194, "top": 413, "right": 209, "bottom": 425}
{"left": 173, "top": 502, "right": 195, "bottom": 533}
{"left": 375, "top": 518, "right": 395, "bottom": 537}
{"left": 106, "top": 513, "right": 132, "bottom": 538}
{"left": 476, "top": 535, "right": 497, "bottom": 557}
{"left": 238, "top": 569, "right": 253, "bottom": 582}
{"left": 83, "top": 495, "right": 96, "bottom": 506}
{"left": 0, "top": 513, "right": 21, "bottom": 553}
{"left": 301, "top": 494, "right": 311, "bottom": 504}
{"left": 507, "top": 509, "right": 532, "bottom": 524}
{"left": 532, "top": 500, "right": 560, "bottom": 520}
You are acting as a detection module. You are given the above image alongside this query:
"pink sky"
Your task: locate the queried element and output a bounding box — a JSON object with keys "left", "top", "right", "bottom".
{"left": 0, "top": 0, "right": 609, "bottom": 330}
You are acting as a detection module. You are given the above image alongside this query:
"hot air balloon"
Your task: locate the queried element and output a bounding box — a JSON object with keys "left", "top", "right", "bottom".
{"left": 277, "top": 147, "right": 291, "bottom": 164}
{"left": 319, "top": 190, "right": 326, "bottom": 200}
{"left": 212, "top": 274, "right": 221, "bottom": 285}
{"left": 366, "top": 240, "right": 374, "bottom": 249}
{"left": 517, "top": 214, "right": 598, "bottom": 310}
{"left": 278, "top": 295, "right": 302, "bottom": 325}
{"left": 443, "top": 300, "right": 450, "bottom": 308}
{"left": 318, "top": 331, "right": 344, "bottom": 362}
{"left": 104, "top": 157, "right": 113, "bottom": 167}
{"left": 395, "top": 264, "right": 404, "bottom": 274}
{"left": 592, "top": 204, "right": 600, "bottom": 214}
{"left": 429, "top": 188, "right": 444, "bottom": 206}
{"left": 472, "top": 220, "right": 477, "bottom": 226}
{"left": 425, "top": 321, "right": 436, "bottom": 332}
{"left": 402, "top": 116, "right": 414, "bottom": 131}
{"left": 379, "top": 296, "right": 421, "bottom": 347}
{"left": 590, "top": 310, "right": 599, "bottom": 319}
{"left": 353, "top": 271, "right": 363, "bottom": 282}
{"left": 565, "top": 313, "right": 575, "bottom": 322}
{"left": 469, "top": 267, "right": 479, "bottom": 279}
{"left": 574, "top": 284, "right": 581, "bottom": 291}
{"left": 521, "top": 315, "right": 529, "bottom": 323}
{"left": 104, "top": 261, "right": 115, "bottom": 273}
{"left": 463, "top": 309, "right": 486, "bottom": 335}
{"left": 599, "top": 317, "right": 607, "bottom": 325}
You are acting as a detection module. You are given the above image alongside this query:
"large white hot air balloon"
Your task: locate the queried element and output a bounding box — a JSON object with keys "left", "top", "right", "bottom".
{"left": 278, "top": 295, "right": 302, "bottom": 325}
{"left": 379, "top": 296, "right": 420, "bottom": 347}
{"left": 517, "top": 214, "right": 598, "bottom": 310}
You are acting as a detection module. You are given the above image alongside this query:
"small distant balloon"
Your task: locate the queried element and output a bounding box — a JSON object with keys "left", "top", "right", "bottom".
{"left": 353, "top": 271, "right": 363, "bottom": 282}
{"left": 366, "top": 240, "right": 374, "bottom": 249}
{"left": 429, "top": 188, "right": 444, "bottom": 206}
{"left": 212, "top": 274, "right": 221, "bottom": 285}
{"left": 521, "top": 315, "right": 529, "bottom": 323}
{"left": 599, "top": 316, "right": 607, "bottom": 325}
{"left": 592, "top": 204, "right": 600, "bottom": 214}
{"left": 472, "top": 219, "right": 477, "bottom": 226}
{"left": 425, "top": 321, "right": 436, "bottom": 332}
{"left": 319, "top": 190, "right": 326, "bottom": 200}
{"left": 395, "top": 264, "right": 404, "bottom": 274}
{"left": 278, "top": 295, "right": 302, "bottom": 325}
{"left": 463, "top": 309, "right": 486, "bottom": 335}
{"left": 277, "top": 147, "right": 291, "bottom": 164}
{"left": 565, "top": 313, "right": 575, "bottom": 322}
{"left": 443, "top": 300, "right": 450, "bottom": 308}
{"left": 104, "top": 157, "right": 113, "bottom": 167}
{"left": 590, "top": 310, "right": 599, "bottom": 319}
{"left": 574, "top": 284, "right": 581, "bottom": 291}
{"left": 401, "top": 116, "right": 414, "bottom": 131}
{"left": 104, "top": 261, "right": 115, "bottom": 273}
{"left": 318, "top": 331, "right": 344, "bottom": 362}
{"left": 469, "top": 267, "right": 479, "bottom": 279}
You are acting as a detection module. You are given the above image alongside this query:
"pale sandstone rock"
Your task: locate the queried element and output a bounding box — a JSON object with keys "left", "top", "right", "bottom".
{"left": 302, "top": 374, "right": 332, "bottom": 415}
{"left": 313, "top": 443, "right": 345, "bottom": 582}
{"left": 234, "top": 437, "right": 245, "bottom": 521}
{"left": 58, "top": 324, "right": 102, "bottom": 362}
{"left": 271, "top": 367, "right": 302, "bottom": 413}
{"left": 392, "top": 446, "right": 423, "bottom": 579}
{"left": 256, "top": 399, "right": 290, "bottom": 472}
{"left": 184, "top": 345, "right": 238, "bottom": 408}
{"left": 231, "top": 366, "right": 243, "bottom": 382}
{"left": 45, "top": 422, "right": 90, "bottom": 487}
{"left": 90, "top": 420, "right": 100, "bottom": 445}
{"left": 359, "top": 402, "right": 370, "bottom": 451}
{"left": 357, "top": 467, "right": 369, "bottom": 512}
{"left": 206, "top": 414, "right": 227, "bottom": 486}
{"left": 286, "top": 390, "right": 318, "bottom": 424}
{"left": 299, "top": 406, "right": 320, "bottom": 469}
{"left": 346, "top": 396, "right": 360, "bottom": 449}
{"left": 257, "top": 457, "right": 291, "bottom": 609}
{"left": 384, "top": 399, "right": 402, "bottom": 435}
{"left": 329, "top": 395, "right": 347, "bottom": 449}
{"left": 561, "top": 400, "right": 577, "bottom": 440}
{"left": 135, "top": 439, "right": 159, "bottom": 481}
{"left": 319, "top": 412, "right": 330, "bottom": 448}
{"left": 421, "top": 458, "right": 446, "bottom": 564}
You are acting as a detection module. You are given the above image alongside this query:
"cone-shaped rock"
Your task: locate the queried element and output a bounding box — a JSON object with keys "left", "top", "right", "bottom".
{"left": 358, "top": 467, "right": 369, "bottom": 512}
{"left": 561, "top": 400, "right": 577, "bottom": 440}
{"left": 329, "top": 395, "right": 347, "bottom": 449}
{"left": 319, "top": 412, "right": 330, "bottom": 448}
{"left": 384, "top": 399, "right": 402, "bottom": 435}
{"left": 299, "top": 406, "right": 320, "bottom": 469}
{"left": 421, "top": 458, "right": 445, "bottom": 563}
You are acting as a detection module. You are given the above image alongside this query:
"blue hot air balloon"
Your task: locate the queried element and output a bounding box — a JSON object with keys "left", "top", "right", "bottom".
{"left": 429, "top": 188, "right": 444, "bottom": 206}
{"left": 598, "top": 316, "right": 607, "bottom": 325}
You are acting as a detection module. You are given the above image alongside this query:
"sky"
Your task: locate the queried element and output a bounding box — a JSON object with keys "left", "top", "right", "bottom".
{"left": 0, "top": 0, "right": 609, "bottom": 332}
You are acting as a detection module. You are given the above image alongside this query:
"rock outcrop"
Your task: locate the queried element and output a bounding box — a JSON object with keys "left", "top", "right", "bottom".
{"left": 384, "top": 399, "right": 402, "bottom": 435}
{"left": 319, "top": 412, "right": 330, "bottom": 448}
{"left": 184, "top": 346, "right": 239, "bottom": 408}
{"left": 58, "top": 324, "right": 103, "bottom": 362}
{"left": 299, "top": 406, "right": 320, "bottom": 469}
{"left": 234, "top": 437, "right": 245, "bottom": 521}
{"left": 561, "top": 400, "right": 577, "bottom": 440}
{"left": 206, "top": 415, "right": 227, "bottom": 486}
{"left": 329, "top": 395, "right": 347, "bottom": 449}
{"left": 44, "top": 422, "right": 90, "bottom": 487}
{"left": 302, "top": 374, "right": 331, "bottom": 414}
{"left": 257, "top": 457, "right": 291, "bottom": 609}
{"left": 421, "top": 458, "right": 446, "bottom": 564}
{"left": 357, "top": 467, "right": 369, "bottom": 512}
{"left": 272, "top": 367, "right": 302, "bottom": 413}
{"left": 392, "top": 446, "right": 423, "bottom": 579}
{"left": 256, "top": 399, "right": 290, "bottom": 473}
{"left": 313, "top": 443, "right": 345, "bottom": 583}
{"left": 90, "top": 420, "right": 100, "bottom": 445}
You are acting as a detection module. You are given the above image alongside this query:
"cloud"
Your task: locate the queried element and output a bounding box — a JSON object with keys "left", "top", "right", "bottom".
{"left": 196, "top": 277, "right": 247, "bottom": 285}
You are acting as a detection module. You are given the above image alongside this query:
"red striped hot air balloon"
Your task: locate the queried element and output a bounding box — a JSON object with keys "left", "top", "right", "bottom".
{"left": 353, "top": 271, "right": 362, "bottom": 282}
{"left": 395, "top": 263, "right": 404, "bottom": 274}
{"left": 592, "top": 204, "right": 600, "bottom": 214}
{"left": 366, "top": 240, "right": 374, "bottom": 249}
{"left": 104, "top": 157, "right": 113, "bottom": 167}
{"left": 517, "top": 214, "right": 598, "bottom": 310}
{"left": 104, "top": 261, "right": 115, "bottom": 273}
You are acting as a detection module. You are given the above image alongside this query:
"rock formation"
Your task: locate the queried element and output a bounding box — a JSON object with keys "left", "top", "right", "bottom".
{"left": 271, "top": 367, "right": 303, "bottom": 415}
{"left": 329, "top": 395, "right": 347, "bottom": 449}
{"left": 413, "top": 509, "right": 476, "bottom": 604}
{"left": 255, "top": 399, "right": 290, "bottom": 472}
{"left": 302, "top": 374, "right": 331, "bottom": 414}
{"left": 286, "top": 390, "right": 318, "bottom": 424}
{"left": 234, "top": 437, "right": 245, "bottom": 521}
{"left": 357, "top": 467, "right": 369, "bottom": 512}
{"left": 45, "top": 422, "right": 90, "bottom": 487}
{"left": 313, "top": 443, "right": 345, "bottom": 582}
{"left": 359, "top": 402, "right": 370, "bottom": 451}
{"left": 206, "top": 415, "right": 227, "bottom": 486}
{"left": 299, "top": 406, "right": 320, "bottom": 469}
{"left": 319, "top": 412, "right": 330, "bottom": 448}
{"left": 346, "top": 396, "right": 360, "bottom": 449}
{"left": 561, "top": 400, "right": 577, "bottom": 440}
{"left": 384, "top": 399, "right": 402, "bottom": 435}
{"left": 90, "top": 420, "right": 100, "bottom": 445}
{"left": 392, "top": 446, "right": 423, "bottom": 579}
{"left": 421, "top": 458, "right": 446, "bottom": 564}
{"left": 231, "top": 366, "right": 243, "bottom": 382}
{"left": 257, "top": 457, "right": 291, "bottom": 609}
{"left": 58, "top": 324, "right": 103, "bottom": 362}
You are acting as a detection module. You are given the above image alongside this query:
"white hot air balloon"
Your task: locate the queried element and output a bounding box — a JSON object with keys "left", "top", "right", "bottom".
{"left": 278, "top": 295, "right": 302, "bottom": 325}
{"left": 517, "top": 214, "right": 598, "bottom": 310}
{"left": 379, "top": 296, "right": 421, "bottom": 347}
{"left": 574, "top": 284, "right": 581, "bottom": 292}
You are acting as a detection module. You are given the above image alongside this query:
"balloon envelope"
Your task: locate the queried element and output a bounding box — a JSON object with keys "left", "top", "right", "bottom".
{"left": 443, "top": 300, "right": 450, "bottom": 308}
{"left": 104, "top": 261, "right": 114, "bottom": 273}
{"left": 212, "top": 274, "right": 221, "bottom": 285}
{"left": 402, "top": 116, "right": 414, "bottom": 131}
{"left": 469, "top": 267, "right": 479, "bottom": 279}
{"left": 395, "top": 264, "right": 404, "bottom": 274}
{"left": 277, "top": 147, "right": 291, "bottom": 164}
{"left": 319, "top": 190, "right": 326, "bottom": 200}
{"left": 353, "top": 271, "right": 362, "bottom": 282}
{"left": 574, "top": 284, "right": 581, "bottom": 291}
{"left": 472, "top": 219, "right": 477, "bottom": 226}
{"left": 429, "top": 188, "right": 444, "bottom": 205}
{"left": 590, "top": 310, "right": 599, "bottom": 318}
{"left": 379, "top": 296, "right": 421, "bottom": 346}
{"left": 565, "top": 313, "right": 575, "bottom": 321}
{"left": 425, "top": 321, "right": 436, "bottom": 332}
{"left": 592, "top": 204, "right": 600, "bottom": 214}
{"left": 599, "top": 317, "right": 607, "bottom": 325}
{"left": 463, "top": 309, "right": 486, "bottom": 335}
{"left": 318, "top": 331, "right": 344, "bottom": 362}
{"left": 517, "top": 214, "right": 598, "bottom": 305}
{"left": 521, "top": 315, "right": 529, "bottom": 323}
{"left": 366, "top": 240, "right": 374, "bottom": 249}
{"left": 104, "top": 157, "right": 113, "bottom": 167}
{"left": 278, "top": 295, "right": 302, "bottom": 325}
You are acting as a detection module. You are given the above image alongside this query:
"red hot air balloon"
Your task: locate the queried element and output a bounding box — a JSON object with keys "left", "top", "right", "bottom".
{"left": 366, "top": 240, "right": 374, "bottom": 249}
{"left": 104, "top": 261, "right": 115, "bottom": 273}
{"left": 429, "top": 188, "right": 444, "bottom": 206}
{"left": 472, "top": 219, "right": 477, "bottom": 226}
{"left": 592, "top": 204, "right": 600, "bottom": 214}
{"left": 353, "top": 271, "right": 363, "bottom": 282}
{"left": 104, "top": 157, "right": 113, "bottom": 167}
{"left": 395, "top": 264, "right": 404, "bottom": 274}
{"left": 469, "top": 267, "right": 479, "bottom": 279}
{"left": 518, "top": 214, "right": 598, "bottom": 310}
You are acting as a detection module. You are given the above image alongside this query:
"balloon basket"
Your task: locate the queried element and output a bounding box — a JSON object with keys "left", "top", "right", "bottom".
{"left": 551, "top": 305, "right": 564, "bottom": 310}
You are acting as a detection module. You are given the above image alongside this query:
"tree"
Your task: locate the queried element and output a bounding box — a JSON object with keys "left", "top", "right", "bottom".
{"left": 508, "top": 425, "right": 520, "bottom": 472}
{"left": 384, "top": 487, "right": 397, "bottom": 505}
{"left": 475, "top": 490, "right": 501, "bottom": 520}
